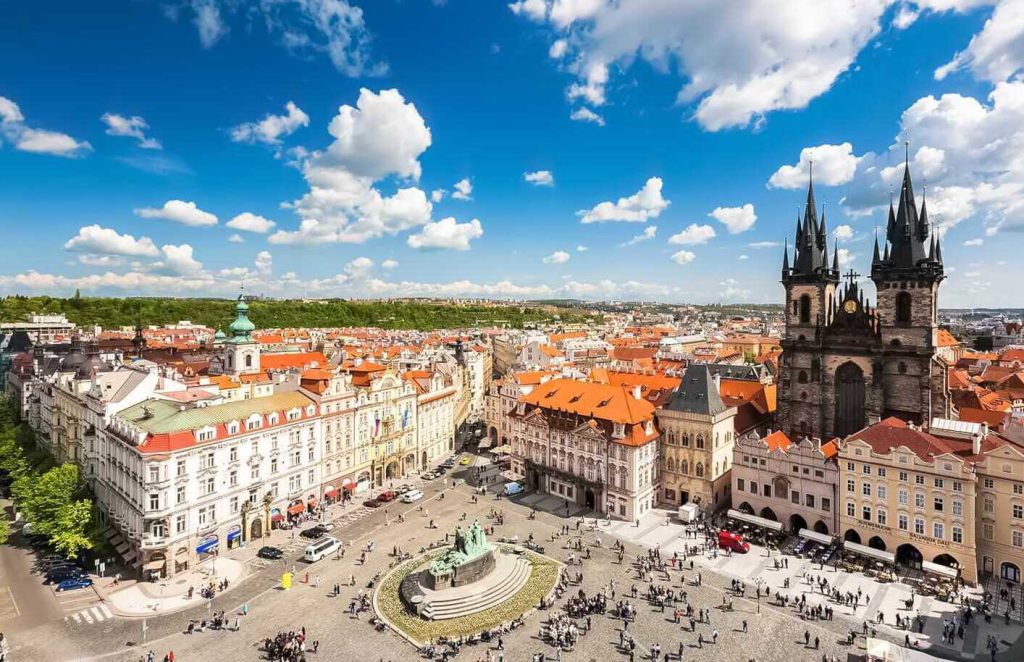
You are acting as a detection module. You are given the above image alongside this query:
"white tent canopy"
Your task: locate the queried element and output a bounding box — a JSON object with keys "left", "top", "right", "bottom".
{"left": 726, "top": 509, "right": 783, "bottom": 532}
{"left": 798, "top": 528, "right": 834, "bottom": 545}
{"left": 844, "top": 541, "right": 895, "bottom": 564}
{"left": 922, "top": 560, "right": 959, "bottom": 579}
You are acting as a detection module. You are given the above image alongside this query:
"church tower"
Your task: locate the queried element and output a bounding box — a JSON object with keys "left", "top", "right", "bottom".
{"left": 870, "top": 155, "right": 950, "bottom": 423}
{"left": 222, "top": 291, "right": 260, "bottom": 376}
{"left": 777, "top": 168, "right": 839, "bottom": 438}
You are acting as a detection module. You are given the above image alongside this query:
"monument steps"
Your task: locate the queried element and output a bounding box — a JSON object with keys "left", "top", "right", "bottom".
{"left": 420, "top": 555, "right": 531, "bottom": 620}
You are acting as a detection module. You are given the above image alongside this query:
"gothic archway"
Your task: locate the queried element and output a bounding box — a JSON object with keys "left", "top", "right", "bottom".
{"left": 843, "top": 529, "right": 862, "bottom": 544}
{"left": 897, "top": 543, "right": 923, "bottom": 569}
{"left": 834, "top": 362, "right": 866, "bottom": 437}
{"left": 789, "top": 513, "right": 807, "bottom": 533}
{"left": 759, "top": 507, "right": 777, "bottom": 521}
{"left": 813, "top": 520, "right": 829, "bottom": 535}
{"left": 868, "top": 536, "right": 887, "bottom": 551}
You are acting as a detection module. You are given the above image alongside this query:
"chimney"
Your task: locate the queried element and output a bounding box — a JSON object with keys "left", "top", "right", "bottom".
{"left": 713, "top": 373, "right": 721, "bottom": 391}
{"left": 633, "top": 385, "right": 642, "bottom": 400}
{"left": 974, "top": 423, "right": 987, "bottom": 456}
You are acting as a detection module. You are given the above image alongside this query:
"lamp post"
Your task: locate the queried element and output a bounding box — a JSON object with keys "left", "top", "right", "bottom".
{"left": 240, "top": 500, "right": 251, "bottom": 544}
{"left": 263, "top": 492, "right": 274, "bottom": 541}
{"left": 754, "top": 577, "right": 765, "bottom": 614}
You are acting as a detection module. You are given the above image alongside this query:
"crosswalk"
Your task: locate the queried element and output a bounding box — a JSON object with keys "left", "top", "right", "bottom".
{"left": 66, "top": 603, "right": 113, "bottom": 625}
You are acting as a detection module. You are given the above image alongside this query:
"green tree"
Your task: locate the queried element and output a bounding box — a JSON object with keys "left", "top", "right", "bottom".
{"left": 0, "top": 515, "right": 9, "bottom": 545}
{"left": 49, "top": 500, "right": 93, "bottom": 559}
{"left": 20, "top": 464, "right": 80, "bottom": 535}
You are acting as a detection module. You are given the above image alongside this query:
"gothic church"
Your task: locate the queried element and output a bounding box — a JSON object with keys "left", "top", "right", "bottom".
{"left": 777, "top": 160, "right": 953, "bottom": 440}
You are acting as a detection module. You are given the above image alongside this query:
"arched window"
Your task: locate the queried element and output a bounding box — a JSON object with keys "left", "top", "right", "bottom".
{"left": 696, "top": 435, "right": 705, "bottom": 449}
{"left": 681, "top": 460, "right": 688, "bottom": 475}
{"left": 799, "top": 294, "right": 811, "bottom": 324}
{"left": 895, "top": 291, "right": 912, "bottom": 325}
{"left": 898, "top": 362, "right": 907, "bottom": 375}
{"left": 244, "top": 354, "right": 253, "bottom": 368}
{"left": 681, "top": 434, "right": 690, "bottom": 447}
{"left": 798, "top": 370, "right": 808, "bottom": 384}
{"left": 695, "top": 462, "right": 705, "bottom": 478}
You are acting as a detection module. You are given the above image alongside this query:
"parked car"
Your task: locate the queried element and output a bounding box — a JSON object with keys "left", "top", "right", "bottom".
{"left": 377, "top": 490, "right": 396, "bottom": 503}
{"left": 394, "top": 484, "right": 412, "bottom": 495}
{"left": 55, "top": 576, "right": 94, "bottom": 592}
{"left": 717, "top": 531, "right": 751, "bottom": 554}
{"left": 363, "top": 499, "right": 381, "bottom": 508}
{"left": 257, "top": 546, "right": 284, "bottom": 560}
{"left": 300, "top": 525, "right": 328, "bottom": 540}
{"left": 401, "top": 489, "right": 424, "bottom": 503}
{"left": 433, "top": 466, "right": 448, "bottom": 475}
{"left": 46, "top": 566, "right": 87, "bottom": 584}
{"left": 39, "top": 555, "right": 68, "bottom": 570}
{"left": 420, "top": 472, "right": 436, "bottom": 481}
{"left": 459, "top": 456, "right": 471, "bottom": 466}
{"left": 503, "top": 482, "right": 524, "bottom": 496}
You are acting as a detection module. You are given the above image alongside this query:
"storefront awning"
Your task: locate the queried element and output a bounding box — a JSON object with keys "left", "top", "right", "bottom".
{"left": 143, "top": 559, "right": 166, "bottom": 571}
{"left": 478, "top": 438, "right": 493, "bottom": 449}
{"left": 227, "top": 528, "right": 241, "bottom": 542}
{"left": 798, "top": 529, "right": 834, "bottom": 546}
{"left": 307, "top": 499, "right": 319, "bottom": 510}
{"left": 491, "top": 445, "right": 512, "bottom": 455}
{"left": 500, "top": 469, "right": 524, "bottom": 482}
{"left": 287, "top": 502, "right": 305, "bottom": 516}
{"left": 324, "top": 487, "right": 338, "bottom": 499}
{"left": 196, "top": 538, "right": 218, "bottom": 555}
{"left": 271, "top": 513, "right": 284, "bottom": 522}
{"left": 922, "top": 560, "right": 959, "bottom": 579}
{"left": 844, "top": 541, "right": 895, "bottom": 564}
{"left": 726, "top": 509, "right": 783, "bottom": 532}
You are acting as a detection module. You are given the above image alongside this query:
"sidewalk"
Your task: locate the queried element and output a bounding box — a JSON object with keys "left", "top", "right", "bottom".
{"left": 106, "top": 557, "right": 244, "bottom": 617}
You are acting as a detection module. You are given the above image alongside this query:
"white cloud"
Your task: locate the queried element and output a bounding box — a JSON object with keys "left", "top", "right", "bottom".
{"left": 747, "top": 240, "right": 781, "bottom": 248}
{"left": 431, "top": 189, "right": 447, "bottom": 202}
{"left": 542, "top": 250, "right": 571, "bottom": 264}
{"left": 524, "top": 170, "right": 555, "bottom": 186}
{"left": 64, "top": 225, "right": 160, "bottom": 257}
{"left": 549, "top": 39, "right": 568, "bottom": 59}
{"left": 622, "top": 226, "right": 657, "bottom": 246}
{"left": 670, "top": 250, "right": 696, "bottom": 265}
{"left": 768, "top": 143, "right": 859, "bottom": 189}
{"left": 837, "top": 248, "right": 856, "bottom": 268}
{"left": 135, "top": 199, "right": 218, "bottom": 227}
{"left": 0, "top": 96, "right": 91, "bottom": 157}
{"left": 511, "top": 0, "right": 892, "bottom": 131}
{"left": 77, "top": 254, "right": 126, "bottom": 268}
{"left": 407, "top": 217, "right": 483, "bottom": 251}
{"left": 935, "top": 0, "right": 1024, "bottom": 84}
{"left": 153, "top": 244, "right": 204, "bottom": 276}
{"left": 578, "top": 177, "right": 669, "bottom": 223}
{"left": 381, "top": 259, "right": 399, "bottom": 269}
{"left": 101, "top": 113, "right": 161, "bottom": 149}
{"left": 230, "top": 101, "right": 309, "bottom": 145}
{"left": 345, "top": 256, "right": 375, "bottom": 277}
{"left": 569, "top": 107, "right": 604, "bottom": 125}
{"left": 719, "top": 277, "right": 751, "bottom": 300}
{"left": 833, "top": 224, "right": 855, "bottom": 241}
{"left": 668, "top": 223, "right": 716, "bottom": 245}
{"left": 739, "top": 254, "right": 749, "bottom": 260}
{"left": 228, "top": 233, "right": 244, "bottom": 243}
{"left": 181, "top": 0, "right": 384, "bottom": 76}
{"left": 964, "top": 238, "right": 984, "bottom": 246}
{"left": 270, "top": 88, "right": 435, "bottom": 245}
{"left": 709, "top": 203, "right": 756, "bottom": 234}
{"left": 254, "top": 250, "right": 273, "bottom": 276}
{"left": 226, "top": 212, "right": 277, "bottom": 233}
{"left": 576, "top": 245, "right": 588, "bottom": 252}
{"left": 451, "top": 178, "right": 473, "bottom": 201}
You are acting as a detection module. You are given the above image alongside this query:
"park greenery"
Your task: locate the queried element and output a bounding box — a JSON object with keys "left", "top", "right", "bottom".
{"left": 0, "top": 295, "right": 595, "bottom": 331}
{"left": 0, "top": 399, "right": 99, "bottom": 558}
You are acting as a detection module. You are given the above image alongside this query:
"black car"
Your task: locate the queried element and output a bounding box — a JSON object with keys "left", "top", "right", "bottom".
{"left": 257, "top": 546, "right": 284, "bottom": 560}
{"left": 300, "top": 525, "right": 327, "bottom": 540}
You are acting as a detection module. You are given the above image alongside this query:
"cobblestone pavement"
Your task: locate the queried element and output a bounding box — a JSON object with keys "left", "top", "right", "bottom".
{"left": 5, "top": 467, "right": 1021, "bottom": 661}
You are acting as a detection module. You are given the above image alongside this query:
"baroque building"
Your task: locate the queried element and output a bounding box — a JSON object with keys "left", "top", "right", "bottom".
{"left": 777, "top": 160, "right": 953, "bottom": 441}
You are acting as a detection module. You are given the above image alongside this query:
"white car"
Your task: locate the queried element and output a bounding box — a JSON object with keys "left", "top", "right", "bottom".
{"left": 401, "top": 489, "right": 424, "bottom": 503}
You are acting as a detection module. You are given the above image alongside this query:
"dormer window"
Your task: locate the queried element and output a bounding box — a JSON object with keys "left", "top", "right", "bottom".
{"left": 246, "top": 415, "right": 262, "bottom": 431}
{"left": 226, "top": 421, "right": 240, "bottom": 435}
{"left": 613, "top": 423, "right": 625, "bottom": 438}
{"left": 196, "top": 426, "right": 216, "bottom": 442}
{"left": 268, "top": 413, "right": 279, "bottom": 425}
{"left": 645, "top": 421, "right": 653, "bottom": 435}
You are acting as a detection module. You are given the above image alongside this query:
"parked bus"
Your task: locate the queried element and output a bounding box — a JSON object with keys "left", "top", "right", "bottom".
{"left": 304, "top": 536, "right": 341, "bottom": 562}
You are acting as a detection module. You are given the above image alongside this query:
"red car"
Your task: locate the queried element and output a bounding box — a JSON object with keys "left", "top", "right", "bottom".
{"left": 377, "top": 490, "right": 396, "bottom": 503}
{"left": 717, "top": 531, "right": 751, "bottom": 554}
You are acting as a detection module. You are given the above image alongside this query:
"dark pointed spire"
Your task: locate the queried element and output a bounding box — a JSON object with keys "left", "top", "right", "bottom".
{"left": 935, "top": 235, "right": 943, "bottom": 264}
{"left": 872, "top": 233, "right": 881, "bottom": 267}
{"left": 919, "top": 186, "right": 930, "bottom": 240}
{"left": 832, "top": 238, "right": 839, "bottom": 272}
{"left": 782, "top": 238, "right": 790, "bottom": 274}
{"left": 804, "top": 160, "right": 818, "bottom": 231}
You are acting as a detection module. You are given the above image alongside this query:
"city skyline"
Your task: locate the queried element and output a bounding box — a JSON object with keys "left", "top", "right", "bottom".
{"left": 2, "top": 2, "right": 1024, "bottom": 307}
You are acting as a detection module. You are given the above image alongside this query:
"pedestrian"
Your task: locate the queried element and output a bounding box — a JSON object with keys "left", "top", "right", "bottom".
{"left": 234, "top": 617, "right": 240, "bottom": 631}
{"left": 742, "top": 620, "right": 747, "bottom": 633}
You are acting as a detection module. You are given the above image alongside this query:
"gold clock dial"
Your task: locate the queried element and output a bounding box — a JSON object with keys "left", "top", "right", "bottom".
{"left": 844, "top": 300, "right": 858, "bottom": 314}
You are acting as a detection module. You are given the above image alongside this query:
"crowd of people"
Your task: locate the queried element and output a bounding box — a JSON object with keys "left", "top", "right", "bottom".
{"left": 262, "top": 628, "right": 318, "bottom": 662}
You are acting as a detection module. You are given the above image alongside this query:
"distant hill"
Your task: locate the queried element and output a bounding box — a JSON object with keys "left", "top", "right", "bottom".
{"left": 0, "top": 296, "right": 595, "bottom": 331}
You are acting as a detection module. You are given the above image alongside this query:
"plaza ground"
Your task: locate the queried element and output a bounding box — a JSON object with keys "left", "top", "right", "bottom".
{"left": 2, "top": 453, "right": 1022, "bottom": 661}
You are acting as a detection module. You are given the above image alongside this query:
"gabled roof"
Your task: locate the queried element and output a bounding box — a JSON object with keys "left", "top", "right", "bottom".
{"left": 519, "top": 377, "right": 655, "bottom": 425}
{"left": 664, "top": 364, "right": 727, "bottom": 416}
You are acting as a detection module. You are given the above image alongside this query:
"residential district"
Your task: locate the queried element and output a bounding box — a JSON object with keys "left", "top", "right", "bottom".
{"left": 2, "top": 168, "right": 1024, "bottom": 661}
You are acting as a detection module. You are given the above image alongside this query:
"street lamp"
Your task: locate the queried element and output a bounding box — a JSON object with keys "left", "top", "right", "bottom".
{"left": 241, "top": 500, "right": 251, "bottom": 544}
{"left": 754, "top": 577, "right": 765, "bottom": 614}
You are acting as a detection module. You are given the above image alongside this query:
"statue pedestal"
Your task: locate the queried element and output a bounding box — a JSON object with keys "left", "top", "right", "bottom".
{"left": 424, "top": 548, "right": 495, "bottom": 589}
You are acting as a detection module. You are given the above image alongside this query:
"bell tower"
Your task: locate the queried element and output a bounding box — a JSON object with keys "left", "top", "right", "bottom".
{"left": 223, "top": 290, "right": 260, "bottom": 376}
{"left": 778, "top": 166, "right": 840, "bottom": 438}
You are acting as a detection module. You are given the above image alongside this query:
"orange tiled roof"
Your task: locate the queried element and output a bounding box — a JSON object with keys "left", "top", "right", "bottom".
{"left": 763, "top": 430, "right": 792, "bottom": 452}
{"left": 937, "top": 329, "right": 960, "bottom": 348}
{"left": 260, "top": 352, "right": 328, "bottom": 371}
{"left": 550, "top": 332, "right": 587, "bottom": 343}
{"left": 519, "top": 377, "right": 655, "bottom": 426}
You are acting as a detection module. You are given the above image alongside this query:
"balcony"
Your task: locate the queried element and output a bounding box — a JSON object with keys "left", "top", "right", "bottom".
{"left": 141, "top": 533, "right": 168, "bottom": 549}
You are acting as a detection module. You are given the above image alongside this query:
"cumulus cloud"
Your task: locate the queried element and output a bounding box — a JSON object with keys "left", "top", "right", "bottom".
{"left": 230, "top": 101, "right": 309, "bottom": 145}
{"left": 768, "top": 143, "right": 859, "bottom": 189}
{"left": 254, "top": 250, "right": 273, "bottom": 276}
{"left": 542, "top": 250, "right": 571, "bottom": 264}
{"left": 152, "top": 244, "right": 204, "bottom": 276}
{"left": 621, "top": 226, "right": 657, "bottom": 246}
{"left": 101, "top": 113, "right": 162, "bottom": 149}
{"left": 451, "top": 178, "right": 473, "bottom": 201}
{"left": 578, "top": 177, "right": 669, "bottom": 223}
{"left": 0, "top": 96, "right": 91, "bottom": 157}
{"left": 668, "top": 223, "right": 716, "bottom": 245}
{"left": 747, "top": 240, "right": 782, "bottom": 248}
{"left": 964, "top": 238, "right": 984, "bottom": 246}
{"left": 135, "top": 200, "right": 218, "bottom": 227}
{"left": 833, "top": 224, "right": 855, "bottom": 241}
{"left": 510, "top": 0, "right": 891, "bottom": 131}
{"left": 569, "top": 107, "right": 604, "bottom": 125}
{"left": 524, "top": 170, "right": 555, "bottom": 186}
{"left": 576, "top": 245, "right": 588, "bottom": 252}
{"left": 709, "top": 203, "right": 757, "bottom": 234}
{"left": 226, "top": 212, "right": 277, "bottom": 233}
{"left": 381, "top": 259, "right": 399, "bottom": 269}
{"left": 935, "top": 0, "right": 1024, "bottom": 84}
{"left": 64, "top": 225, "right": 160, "bottom": 257}
{"left": 670, "top": 250, "right": 696, "bottom": 265}
{"left": 407, "top": 217, "right": 483, "bottom": 250}
{"left": 228, "top": 233, "right": 244, "bottom": 243}
{"left": 269, "top": 88, "right": 435, "bottom": 245}
{"left": 431, "top": 189, "right": 447, "bottom": 203}
{"left": 77, "top": 254, "right": 126, "bottom": 268}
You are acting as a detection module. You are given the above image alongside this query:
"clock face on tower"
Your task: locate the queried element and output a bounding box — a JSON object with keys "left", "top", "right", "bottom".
{"left": 844, "top": 300, "right": 858, "bottom": 314}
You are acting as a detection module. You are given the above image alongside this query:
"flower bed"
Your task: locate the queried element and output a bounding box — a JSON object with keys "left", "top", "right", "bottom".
{"left": 374, "top": 546, "right": 559, "bottom": 645}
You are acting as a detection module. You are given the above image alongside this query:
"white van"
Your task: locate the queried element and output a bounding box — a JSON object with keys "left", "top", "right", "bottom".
{"left": 304, "top": 536, "right": 340, "bottom": 562}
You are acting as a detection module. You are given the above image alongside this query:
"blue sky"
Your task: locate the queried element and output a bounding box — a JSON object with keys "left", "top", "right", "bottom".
{"left": 1, "top": 1, "right": 1022, "bottom": 307}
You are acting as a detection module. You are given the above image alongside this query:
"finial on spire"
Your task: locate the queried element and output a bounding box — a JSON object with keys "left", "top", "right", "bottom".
{"left": 904, "top": 139, "right": 910, "bottom": 166}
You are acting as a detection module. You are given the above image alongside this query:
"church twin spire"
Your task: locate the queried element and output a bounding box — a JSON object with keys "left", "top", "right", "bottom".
{"left": 782, "top": 162, "right": 839, "bottom": 284}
